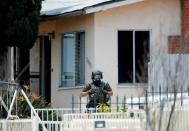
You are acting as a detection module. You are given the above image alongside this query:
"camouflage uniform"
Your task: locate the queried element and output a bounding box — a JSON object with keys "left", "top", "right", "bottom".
{"left": 82, "top": 81, "right": 112, "bottom": 108}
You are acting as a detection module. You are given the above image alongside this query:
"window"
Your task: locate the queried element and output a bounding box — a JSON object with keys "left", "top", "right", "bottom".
{"left": 118, "top": 31, "right": 150, "bottom": 84}
{"left": 61, "top": 32, "right": 85, "bottom": 87}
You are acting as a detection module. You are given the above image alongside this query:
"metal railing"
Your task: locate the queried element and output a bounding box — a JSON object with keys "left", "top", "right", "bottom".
{"left": 71, "top": 86, "right": 189, "bottom": 112}
{"left": 0, "top": 119, "right": 33, "bottom": 131}
{"left": 0, "top": 80, "right": 48, "bottom": 131}
{"left": 0, "top": 80, "right": 19, "bottom": 119}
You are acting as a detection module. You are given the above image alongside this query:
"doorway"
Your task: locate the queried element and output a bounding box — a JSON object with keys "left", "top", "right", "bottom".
{"left": 40, "top": 36, "right": 51, "bottom": 103}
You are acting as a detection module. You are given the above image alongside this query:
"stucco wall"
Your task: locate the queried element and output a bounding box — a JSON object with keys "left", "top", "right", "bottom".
{"left": 93, "top": 0, "right": 181, "bottom": 99}
{"left": 39, "top": 14, "right": 95, "bottom": 107}
{"left": 39, "top": 21, "right": 56, "bottom": 36}
{"left": 38, "top": 0, "right": 181, "bottom": 108}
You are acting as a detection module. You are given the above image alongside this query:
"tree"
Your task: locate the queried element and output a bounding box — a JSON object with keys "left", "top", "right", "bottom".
{"left": 0, "top": 0, "right": 42, "bottom": 81}
{"left": 0, "top": 0, "right": 42, "bottom": 49}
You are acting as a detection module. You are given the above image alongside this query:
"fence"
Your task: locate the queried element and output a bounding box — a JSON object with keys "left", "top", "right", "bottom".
{"left": 1, "top": 80, "right": 189, "bottom": 131}
{"left": 71, "top": 86, "right": 189, "bottom": 112}
{"left": 32, "top": 88, "right": 189, "bottom": 131}
{"left": 63, "top": 111, "right": 146, "bottom": 131}
{"left": 61, "top": 107, "right": 189, "bottom": 131}
{"left": 1, "top": 107, "right": 189, "bottom": 131}
{"left": 0, "top": 119, "right": 33, "bottom": 131}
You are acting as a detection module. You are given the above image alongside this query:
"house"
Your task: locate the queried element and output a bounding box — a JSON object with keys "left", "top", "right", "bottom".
{"left": 25, "top": 0, "right": 189, "bottom": 108}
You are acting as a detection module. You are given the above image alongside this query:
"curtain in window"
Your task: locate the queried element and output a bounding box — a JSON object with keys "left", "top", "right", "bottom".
{"left": 61, "top": 32, "right": 85, "bottom": 87}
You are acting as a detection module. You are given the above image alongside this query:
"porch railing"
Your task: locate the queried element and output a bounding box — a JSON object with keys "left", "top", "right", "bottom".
{"left": 0, "top": 119, "right": 33, "bottom": 131}
{"left": 0, "top": 80, "right": 48, "bottom": 131}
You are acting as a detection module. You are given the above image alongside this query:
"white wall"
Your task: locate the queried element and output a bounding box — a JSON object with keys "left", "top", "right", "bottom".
{"left": 94, "top": 0, "right": 181, "bottom": 98}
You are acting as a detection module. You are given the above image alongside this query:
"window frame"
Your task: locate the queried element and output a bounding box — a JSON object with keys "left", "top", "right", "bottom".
{"left": 59, "top": 31, "right": 85, "bottom": 88}
{"left": 117, "top": 30, "right": 151, "bottom": 85}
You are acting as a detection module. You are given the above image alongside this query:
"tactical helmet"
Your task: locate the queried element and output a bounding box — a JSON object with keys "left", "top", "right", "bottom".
{"left": 91, "top": 70, "right": 103, "bottom": 80}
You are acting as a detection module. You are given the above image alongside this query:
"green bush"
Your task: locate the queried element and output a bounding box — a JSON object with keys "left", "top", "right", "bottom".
{"left": 1, "top": 90, "right": 51, "bottom": 119}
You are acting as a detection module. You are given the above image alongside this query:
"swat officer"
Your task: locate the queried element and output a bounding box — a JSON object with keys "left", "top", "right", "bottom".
{"left": 80, "top": 70, "right": 113, "bottom": 109}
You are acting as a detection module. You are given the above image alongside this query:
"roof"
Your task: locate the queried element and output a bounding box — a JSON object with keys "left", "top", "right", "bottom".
{"left": 41, "top": 0, "right": 144, "bottom": 19}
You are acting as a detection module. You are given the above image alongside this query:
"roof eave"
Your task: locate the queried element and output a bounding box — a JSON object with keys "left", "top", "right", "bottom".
{"left": 40, "top": 9, "right": 85, "bottom": 21}
{"left": 40, "top": 0, "right": 144, "bottom": 21}
{"left": 85, "top": 0, "right": 144, "bottom": 14}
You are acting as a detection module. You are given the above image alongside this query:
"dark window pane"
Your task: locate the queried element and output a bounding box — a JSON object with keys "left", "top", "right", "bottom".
{"left": 118, "top": 31, "right": 133, "bottom": 83}
{"left": 135, "top": 31, "right": 149, "bottom": 83}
